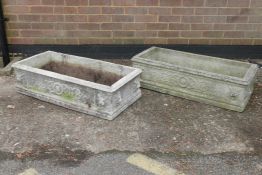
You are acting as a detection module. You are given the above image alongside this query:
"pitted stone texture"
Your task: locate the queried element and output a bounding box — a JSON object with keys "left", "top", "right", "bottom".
{"left": 132, "top": 47, "right": 258, "bottom": 112}
{"left": 12, "top": 51, "right": 141, "bottom": 120}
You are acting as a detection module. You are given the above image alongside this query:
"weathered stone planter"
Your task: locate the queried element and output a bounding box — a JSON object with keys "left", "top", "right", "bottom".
{"left": 12, "top": 51, "right": 142, "bottom": 120}
{"left": 132, "top": 47, "right": 258, "bottom": 112}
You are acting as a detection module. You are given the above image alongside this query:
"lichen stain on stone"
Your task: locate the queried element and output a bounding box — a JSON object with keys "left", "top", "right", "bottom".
{"left": 61, "top": 92, "right": 75, "bottom": 101}
{"left": 29, "top": 86, "right": 46, "bottom": 93}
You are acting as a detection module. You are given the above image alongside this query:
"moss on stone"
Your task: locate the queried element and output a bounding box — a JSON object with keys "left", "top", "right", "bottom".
{"left": 30, "top": 86, "right": 46, "bottom": 93}
{"left": 61, "top": 92, "right": 75, "bottom": 101}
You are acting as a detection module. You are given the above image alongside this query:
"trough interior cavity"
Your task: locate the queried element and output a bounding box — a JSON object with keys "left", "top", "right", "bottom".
{"left": 41, "top": 61, "right": 123, "bottom": 86}
{"left": 142, "top": 48, "right": 251, "bottom": 78}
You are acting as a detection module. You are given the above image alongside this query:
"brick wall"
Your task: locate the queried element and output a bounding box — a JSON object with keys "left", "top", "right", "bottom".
{"left": 2, "top": 0, "right": 262, "bottom": 45}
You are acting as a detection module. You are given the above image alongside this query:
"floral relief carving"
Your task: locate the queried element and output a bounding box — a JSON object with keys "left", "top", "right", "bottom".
{"left": 18, "top": 75, "right": 85, "bottom": 101}
{"left": 115, "top": 91, "right": 122, "bottom": 105}
{"left": 228, "top": 87, "right": 240, "bottom": 100}
{"left": 45, "top": 81, "right": 81, "bottom": 98}
{"left": 48, "top": 82, "right": 64, "bottom": 95}
{"left": 131, "top": 78, "right": 141, "bottom": 93}
{"left": 16, "top": 72, "right": 30, "bottom": 87}
{"left": 174, "top": 76, "right": 242, "bottom": 100}
{"left": 177, "top": 77, "right": 194, "bottom": 89}
{"left": 95, "top": 92, "right": 106, "bottom": 107}
{"left": 169, "top": 73, "right": 217, "bottom": 96}
{"left": 171, "top": 75, "right": 199, "bottom": 90}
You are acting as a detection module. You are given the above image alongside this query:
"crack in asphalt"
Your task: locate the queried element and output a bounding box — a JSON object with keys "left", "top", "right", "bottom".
{"left": 0, "top": 144, "right": 260, "bottom": 165}
{"left": 0, "top": 144, "right": 94, "bottom": 166}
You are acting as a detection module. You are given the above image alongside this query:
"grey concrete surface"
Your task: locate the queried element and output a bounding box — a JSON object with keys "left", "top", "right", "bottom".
{"left": 0, "top": 59, "right": 262, "bottom": 175}
{"left": 1, "top": 151, "right": 262, "bottom": 175}
{"left": 1, "top": 73, "right": 262, "bottom": 155}
{"left": 0, "top": 58, "right": 22, "bottom": 76}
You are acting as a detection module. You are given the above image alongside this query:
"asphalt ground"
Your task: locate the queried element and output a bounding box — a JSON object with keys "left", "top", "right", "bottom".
{"left": 0, "top": 59, "right": 261, "bottom": 175}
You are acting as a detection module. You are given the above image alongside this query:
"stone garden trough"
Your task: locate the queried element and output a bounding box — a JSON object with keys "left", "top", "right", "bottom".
{"left": 132, "top": 47, "right": 258, "bottom": 112}
{"left": 12, "top": 51, "right": 142, "bottom": 120}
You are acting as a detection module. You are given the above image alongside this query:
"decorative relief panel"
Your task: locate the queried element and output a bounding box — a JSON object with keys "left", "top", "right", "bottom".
{"left": 111, "top": 91, "right": 122, "bottom": 106}
{"left": 17, "top": 72, "right": 117, "bottom": 108}
{"left": 95, "top": 91, "right": 106, "bottom": 107}
{"left": 228, "top": 87, "right": 241, "bottom": 101}
{"left": 170, "top": 74, "right": 242, "bottom": 100}
{"left": 17, "top": 73, "right": 91, "bottom": 103}
{"left": 154, "top": 70, "right": 212, "bottom": 94}
{"left": 144, "top": 66, "right": 242, "bottom": 100}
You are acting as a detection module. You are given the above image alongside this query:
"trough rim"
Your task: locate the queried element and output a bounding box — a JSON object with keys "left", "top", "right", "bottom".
{"left": 12, "top": 51, "right": 142, "bottom": 93}
{"left": 132, "top": 46, "right": 258, "bottom": 86}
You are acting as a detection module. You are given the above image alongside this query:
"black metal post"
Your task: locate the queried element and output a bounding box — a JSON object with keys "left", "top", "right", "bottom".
{"left": 0, "top": 0, "right": 9, "bottom": 66}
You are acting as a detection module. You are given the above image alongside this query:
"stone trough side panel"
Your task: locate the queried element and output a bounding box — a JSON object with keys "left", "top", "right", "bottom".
{"left": 111, "top": 76, "right": 141, "bottom": 110}
{"left": 133, "top": 62, "right": 254, "bottom": 112}
{"left": 13, "top": 68, "right": 115, "bottom": 118}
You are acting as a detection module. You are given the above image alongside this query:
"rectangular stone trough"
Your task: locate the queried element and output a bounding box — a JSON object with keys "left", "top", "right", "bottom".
{"left": 132, "top": 47, "right": 258, "bottom": 112}
{"left": 12, "top": 51, "right": 142, "bottom": 120}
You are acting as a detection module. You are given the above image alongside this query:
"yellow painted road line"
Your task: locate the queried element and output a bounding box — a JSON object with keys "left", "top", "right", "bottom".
{"left": 18, "top": 168, "right": 39, "bottom": 175}
{"left": 127, "top": 153, "right": 185, "bottom": 175}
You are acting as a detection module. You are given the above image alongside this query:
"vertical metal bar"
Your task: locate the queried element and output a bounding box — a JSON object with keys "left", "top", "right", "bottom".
{"left": 0, "top": 0, "right": 10, "bottom": 66}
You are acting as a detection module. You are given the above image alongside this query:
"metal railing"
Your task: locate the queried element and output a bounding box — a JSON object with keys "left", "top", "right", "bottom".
{"left": 0, "top": 0, "right": 9, "bottom": 66}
